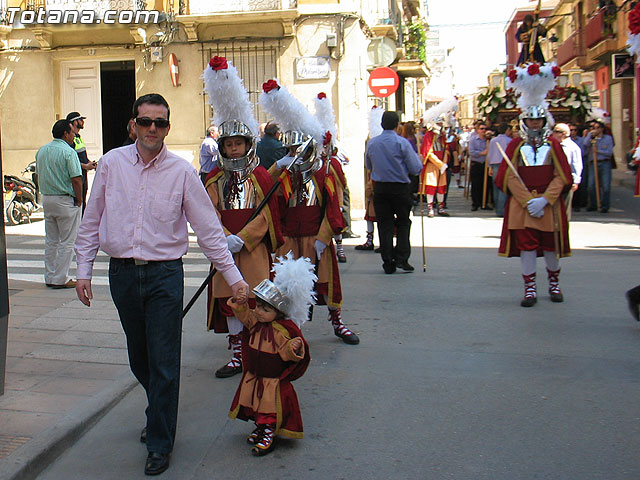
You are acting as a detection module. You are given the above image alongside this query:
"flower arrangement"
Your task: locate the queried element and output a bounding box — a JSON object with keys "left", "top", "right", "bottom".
{"left": 477, "top": 63, "right": 591, "bottom": 123}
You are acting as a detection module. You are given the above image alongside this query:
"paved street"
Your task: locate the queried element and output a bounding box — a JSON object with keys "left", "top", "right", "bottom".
{"left": 1, "top": 173, "right": 640, "bottom": 479}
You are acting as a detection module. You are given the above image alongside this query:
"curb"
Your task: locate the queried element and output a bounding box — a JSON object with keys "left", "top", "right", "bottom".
{"left": 0, "top": 372, "right": 137, "bottom": 480}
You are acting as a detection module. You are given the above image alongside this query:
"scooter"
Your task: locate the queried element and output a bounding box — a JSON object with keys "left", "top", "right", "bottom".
{"left": 4, "top": 161, "right": 40, "bottom": 225}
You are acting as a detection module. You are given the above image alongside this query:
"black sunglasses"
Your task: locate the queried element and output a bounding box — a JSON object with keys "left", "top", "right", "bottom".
{"left": 135, "top": 117, "right": 170, "bottom": 128}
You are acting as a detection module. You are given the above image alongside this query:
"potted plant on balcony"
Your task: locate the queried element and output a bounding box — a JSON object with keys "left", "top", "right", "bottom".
{"left": 404, "top": 21, "right": 427, "bottom": 63}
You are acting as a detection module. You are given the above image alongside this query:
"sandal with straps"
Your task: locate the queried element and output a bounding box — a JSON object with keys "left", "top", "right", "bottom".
{"left": 247, "top": 424, "right": 264, "bottom": 445}
{"left": 251, "top": 424, "right": 276, "bottom": 456}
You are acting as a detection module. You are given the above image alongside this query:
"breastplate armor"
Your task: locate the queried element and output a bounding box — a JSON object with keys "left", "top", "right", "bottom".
{"left": 289, "top": 173, "right": 318, "bottom": 207}
{"left": 219, "top": 176, "right": 258, "bottom": 210}
{"left": 519, "top": 143, "right": 551, "bottom": 167}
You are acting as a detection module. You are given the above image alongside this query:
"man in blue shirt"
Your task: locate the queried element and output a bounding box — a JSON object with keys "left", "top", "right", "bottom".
{"left": 199, "top": 125, "right": 219, "bottom": 183}
{"left": 468, "top": 122, "right": 489, "bottom": 211}
{"left": 365, "top": 111, "right": 423, "bottom": 274}
{"left": 584, "top": 120, "right": 614, "bottom": 213}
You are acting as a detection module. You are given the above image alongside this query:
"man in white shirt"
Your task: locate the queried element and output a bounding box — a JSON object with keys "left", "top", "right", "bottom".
{"left": 552, "top": 123, "right": 583, "bottom": 206}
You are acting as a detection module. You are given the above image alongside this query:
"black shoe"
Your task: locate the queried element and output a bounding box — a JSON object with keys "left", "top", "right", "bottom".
{"left": 342, "top": 231, "right": 360, "bottom": 239}
{"left": 354, "top": 243, "right": 374, "bottom": 251}
{"left": 481, "top": 206, "right": 492, "bottom": 210}
{"left": 374, "top": 247, "right": 381, "bottom": 253}
{"left": 144, "top": 452, "right": 170, "bottom": 476}
{"left": 550, "top": 292, "right": 564, "bottom": 303}
{"left": 600, "top": 208, "right": 609, "bottom": 213}
{"left": 334, "top": 328, "right": 360, "bottom": 345}
{"left": 396, "top": 262, "right": 415, "bottom": 272}
{"left": 140, "top": 427, "right": 147, "bottom": 443}
{"left": 520, "top": 296, "right": 537, "bottom": 307}
{"left": 586, "top": 206, "right": 597, "bottom": 212}
{"left": 337, "top": 252, "right": 347, "bottom": 263}
{"left": 383, "top": 264, "right": 396, "bottom": 274}
{"left": 626, "top": 286, "right": 640, "bottom": 321}
{"left": 471, "top": 206, "right": 479, "bottom": 211}
{"left": 215, "top": 363, "right": 242, "bottom": 378}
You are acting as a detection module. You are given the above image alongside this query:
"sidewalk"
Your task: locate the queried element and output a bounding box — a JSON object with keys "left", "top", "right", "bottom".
{"left": 0, "top": 281, "right": 135, "bottom": 480}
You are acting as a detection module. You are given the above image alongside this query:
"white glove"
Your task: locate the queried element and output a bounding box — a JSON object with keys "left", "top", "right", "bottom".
{"left": 314, "top": 240, "right": 327, "bottom": 260}
{"left": 226, "top": 234, "right": 244, "bottom": 253}
{"left": 527, "top": 197, "right": 548, "bottom": 218}
{"left": 440, "top": 164, "right": 448, "bottom": 175}
{"left": 276, "top": 154, "right": 294, "bottom": 169}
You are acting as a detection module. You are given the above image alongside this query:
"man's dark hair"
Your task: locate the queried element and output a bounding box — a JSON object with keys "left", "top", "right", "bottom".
{"left": 381, "top": 111, "right": 399, "bottom": 130}
{"left": 264, "top": 122, "right": 279, "bottom": 136}
{"left": 497, "top": 123, "right": 511, "bottom": 135}
{"left": 132, "top": 93, "right": 170, "bottom": 120}
{"left": 52, "top": 119, "right": 73, "bottom": 139}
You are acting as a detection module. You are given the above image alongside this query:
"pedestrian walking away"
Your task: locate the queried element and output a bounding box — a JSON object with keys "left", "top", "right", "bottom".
{"left": 365, "top": 111, "right": 423, "bottom": 274}
{"left": 36, "top": 119, "right": 83, "bottom": 289}
{"left": 74, "top": 92, "right": 249, "bottom": 476}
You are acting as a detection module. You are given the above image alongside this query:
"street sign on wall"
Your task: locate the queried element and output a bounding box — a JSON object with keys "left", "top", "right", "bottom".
{"left": 368, "top": 66, "right": 399, "bottom": 98}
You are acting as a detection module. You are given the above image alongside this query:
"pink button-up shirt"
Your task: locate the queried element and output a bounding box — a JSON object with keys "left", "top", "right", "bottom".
{"left": 74, "top": 143, "right": 242, "bottom": 287}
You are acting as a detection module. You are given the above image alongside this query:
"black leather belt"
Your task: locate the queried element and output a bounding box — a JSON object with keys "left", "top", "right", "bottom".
{"left": 111, "top": 258, "right": 178, "bottom": 266}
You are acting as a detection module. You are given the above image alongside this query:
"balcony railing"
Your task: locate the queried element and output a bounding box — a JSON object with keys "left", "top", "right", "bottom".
{"left": 44, "top": 0, "right": 148, "bottom": 16}
{"left": 585, "top": 9, "right": 615, "bottom": 49}
{"left": 556, "top": 31, "right": 579, "bottom": 66}
{"left": 187, "top": 0, "right": 296, "bottom": 14}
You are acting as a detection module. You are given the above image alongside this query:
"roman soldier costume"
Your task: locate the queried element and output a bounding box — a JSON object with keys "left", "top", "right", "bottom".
{"left": 419, "top": 97, "right": 458, "bottom": 217}
{"left": 259, "top": 80, "right": 360, "bottom": 345}
{"left": 203, "top": 56, "right": 283, "bottom": 378}
{"left": 356, "top": 106, "right": 383, "bottom": 251}
{"left": 497, "top": 62, "right": 572, "bottom": 307}
{"left": 228, "top": 253, "right": 315, "bottom": 456}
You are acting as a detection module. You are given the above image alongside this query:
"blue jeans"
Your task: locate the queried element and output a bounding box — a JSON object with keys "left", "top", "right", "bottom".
{"left": 588, "top": 161, "right": 612, "bottom": 210}
{"left": 491, "top": 165, "right": 506, "bottom": 216}
{"left": 109, "top": 258, "right": 184, "bottom": 454}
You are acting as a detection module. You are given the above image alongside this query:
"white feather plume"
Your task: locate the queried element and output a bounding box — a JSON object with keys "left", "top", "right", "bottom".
{"left": 202, "top": 59, "right": 259, "bottom": 136}
{"left": 368, "top": 106, "right": 384, "bottom": 138}
{"left": 423, "top": 96, "right": 458, "bottom": 124}
{"left": 506, "top": 63, "right": 558, "bottom": 113}
{"left": 314, "top": 93, "right": 337, "bottom": 141}
{"left": 271, "top": 252, "right": 317, "bottom": 328}
{"left": 627, "top": 33, "right": 640, "bottom": 60}
{"left": 258, "top": 80, "right": 325, "bottom": 145}
{"left": 588, "top": 107, "right": 611, "bottom": 124}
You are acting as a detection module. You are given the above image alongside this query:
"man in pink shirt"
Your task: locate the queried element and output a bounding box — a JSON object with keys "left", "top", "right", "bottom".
{"left": 74, "top": 93, "right": 248, "bottom": 476}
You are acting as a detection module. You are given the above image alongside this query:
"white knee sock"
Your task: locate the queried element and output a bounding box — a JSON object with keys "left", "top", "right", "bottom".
{"left": 227, "top": 316, "right": 243, "bottom": 335}
{"left": 426, "top": 194, "right": 435, "bottom": 204}
{"left": 436, "top": 193, "right": 445, "bottom": 203}
{"left": 543, "top": 251, "right": 559, "bottom": 271}
{"left": 366, "top": 220, "right": 374, "bottom": 234}
{"left": 520, "top": 250, "right": 537, "bottom": 276}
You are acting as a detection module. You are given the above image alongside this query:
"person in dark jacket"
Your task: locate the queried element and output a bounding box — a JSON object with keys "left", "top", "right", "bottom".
{"left": 256, "top": 122, "right": 287, "bottom": 169}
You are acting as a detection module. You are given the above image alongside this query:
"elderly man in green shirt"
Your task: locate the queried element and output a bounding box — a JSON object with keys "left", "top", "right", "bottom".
{"left": 35, "top": 119, "right": 83, "bottom": 288}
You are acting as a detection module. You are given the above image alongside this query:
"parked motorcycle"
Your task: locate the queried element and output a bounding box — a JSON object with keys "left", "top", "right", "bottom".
{"left": 4, "top": 161, "right": 40, "bottom": 225}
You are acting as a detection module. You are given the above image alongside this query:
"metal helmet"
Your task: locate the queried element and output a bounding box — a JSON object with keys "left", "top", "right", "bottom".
{"left": 217, "top": 120, "right": 258, "bottom": 180}
{"left": 519, "top": 105, "right": 550, "bottom": 147}
{"left": 291, "top": 136, "right": 321, "bottom": 184}
{"left": 252, "top": 279, "right": 288, "bottom": 315}
{"left": 281, "top": 130, "right": 308, "bottom": 148}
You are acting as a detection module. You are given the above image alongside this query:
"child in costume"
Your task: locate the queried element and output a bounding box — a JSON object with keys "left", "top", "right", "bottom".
{"left": 227, "top": 252, "right": 314, "bottom": 456}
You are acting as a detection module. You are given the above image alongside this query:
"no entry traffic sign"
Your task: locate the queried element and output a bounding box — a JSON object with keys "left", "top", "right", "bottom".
{"left": 368, "top": 66, "right": 399, "bottom": 98}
